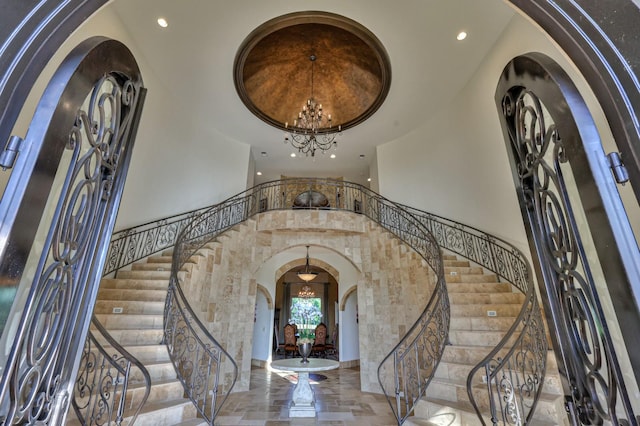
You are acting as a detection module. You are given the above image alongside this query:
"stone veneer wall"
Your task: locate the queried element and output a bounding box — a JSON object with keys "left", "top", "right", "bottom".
{"left": 179, "top": 210, "right": 437, "bottom": 393}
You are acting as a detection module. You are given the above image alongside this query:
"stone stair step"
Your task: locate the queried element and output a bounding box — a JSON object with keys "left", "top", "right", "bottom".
{"left": 125, "top": 379, "right": 185, "bottom": 408}
{"left": 130, "top": 360, "right": 177, "bottom": 383}
{"left": 446, "top": 274, "right": 498, "bottom": 283}
{"left": 449, "top": 292, "right": 524, "bottom": 305}
{"left": 94, "top": 300, "right": 165, "bottom": 315}
{"left": 469, "top": 384, "right": 566, "bottom": 424}
{"left": 441, "top": 344, "right": 495, "bottom": 365}
{"left": 448, "top": 329, "right": 514, "bottom": 346}
{"left": 98, "top": 288, "right": 167, "bottom": 302}
{"left": 125, "top": 399, "right": 199, "bottom": 426}
{"left": 94, "top": 328, "right": 164, "bottom": 346}
{"left": 132, "top": 262, "right": 172, "bottom": 271}
{"left": 117, "top": 270, "right": 172, "bottom": 280}
{"left": 450, "top": 316, "right": 516, "bottom": 332}
{"left": 425, "top": 377, "right": 469, "bottom": 404}
{"left": 94, "top": 313, "right": 164, "bottom": 330}
{"left": 444, "top": 266, "right": 484, "bottom": 275}
{"left": 446, "top": 282, "right": 512, "bottom": 293}
{"left": 443, "top": 260, "right": 470, "bottom": 267}
{"left": 112, "top": 344, "right": 170, "bottom": 363}
{"left": 147, "top": 255, "right": 174, "bottom": 264}
{"left": 100, "top": 278, "right": 169, "bottom": 291}
{"left": 450, "top": 304, "right": 522, "bottom": 317}
{"left": 172, "top": 419, "right": 208, "bottom": 426}
{"left": 413, "top": 397, "right": 491, "bottom": 425}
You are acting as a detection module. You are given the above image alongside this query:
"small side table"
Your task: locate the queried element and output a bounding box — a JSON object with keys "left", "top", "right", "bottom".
{"left": 271, "top": 358, "right": 339, "bottom": 418}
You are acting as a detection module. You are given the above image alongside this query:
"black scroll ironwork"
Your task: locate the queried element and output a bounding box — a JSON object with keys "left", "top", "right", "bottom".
{"left": 0, "top": 38, "right": 147, "bottom": 425}
{"left": 496, "top": 53, "right": 639, "bottom": 425}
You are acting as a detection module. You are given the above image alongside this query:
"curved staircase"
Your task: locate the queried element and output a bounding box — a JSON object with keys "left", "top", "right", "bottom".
{"left": 71, "top": 178, "right": 556, "bottom": 425}
{"left": 407, "top": 253, "right": 565, "bottom": 425}
{"left": 68, "top": 255, "right": 207, "bottom": 425}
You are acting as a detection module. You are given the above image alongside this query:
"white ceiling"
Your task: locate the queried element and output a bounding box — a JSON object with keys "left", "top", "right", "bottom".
{"left": 110, "top": 0, "right": 515, "bottom": 185}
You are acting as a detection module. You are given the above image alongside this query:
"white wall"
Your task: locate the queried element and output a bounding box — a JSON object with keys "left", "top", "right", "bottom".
{"left": 376, "top": 12, "right": 637, "bottom": 253}
{"left": 251, "top": 290, "right": 271, "bottom": 361}
{"left": 340, "top": 290, "right": 359, "bottom": 362}
{"left": 8, "top": 4, "right": 251, "bottom": 231}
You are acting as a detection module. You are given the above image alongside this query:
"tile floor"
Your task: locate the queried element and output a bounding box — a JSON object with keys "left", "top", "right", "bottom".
{"left": 215, "top": 365, "right": 399, "bottom": 425}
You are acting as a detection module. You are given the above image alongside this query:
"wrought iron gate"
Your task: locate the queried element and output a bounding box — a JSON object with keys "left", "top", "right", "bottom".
{"left": 0, "top": 36, "right": 145, "bottom": 424}
{"left": 496, "top": 53, "right": 640, "bottom": 425}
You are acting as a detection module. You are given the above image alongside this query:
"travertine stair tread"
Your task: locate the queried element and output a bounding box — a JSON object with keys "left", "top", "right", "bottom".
{"left": 127, "top": 398, "right": 196, "bottom": 419}
{"left": 132, "top": 262, "right": 172, "bottom": 271}
{"left": 448, "top": 292, "right": 524, "bottom": 304}
{"left": 100, "top": 278, "right": 170, "bottom": 290}
{"left": 444, "top": 266, "right": 484, "bottom": 274}
{"left": 446, "top": 274, "right": 499, "bottom": 283}
{"left": 96, "top": 328, "right": 164, "bottom": 346}
{"left": 450, "top": 316, "right": 518, "bottom": 331}
{"left": 446, "top": 282, "right": 512, "bottom": 293}
{"left": 93, "top": 300, "right": 165, "bottom": 314}
{"left": 117, "top": 270, "right": 172, "bottom": 279}
{"left": 450, "top": 304, "right": 521, "bottom": 316}
{"left": 147, "top": 255, "right": 174, "bottom": 263}
{"left": 66, "top": 399, "right": 195, "bottom": 426}
{"left": 98, "top": 288, "right": 168, "bottom": 301}
{"left": 172, "top": 419, "right": 208, "bottom": 426}
{"left": 95, "top": 313, "right": 164, "bottom": 329}
{"left": 442, "top": 260, "right": 470, "bottom": 267}
{"left": 105, "top": 343, "right": 169, "bottom": 361}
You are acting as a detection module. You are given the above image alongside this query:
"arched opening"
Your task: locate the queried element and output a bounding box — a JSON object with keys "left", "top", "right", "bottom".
{"left": 273, "top": 262, "right": 339, "bottom": 360}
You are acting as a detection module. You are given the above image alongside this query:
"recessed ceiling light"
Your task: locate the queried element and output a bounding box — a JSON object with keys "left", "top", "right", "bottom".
{"left": 256, "top": 171, "right": 262, "bottom": 176}
{"left": 367, "top": 178, "right": 372, "bottom": 182}
{"left": 157, "top": 18, "right": 168, "bottom": 28}
{"left": 330, "top": 154, "right": 336, "bottom": 159}
{"left": 456, "top": 31, "right": 467, "bottom": 41}
{"left": 290, "top": 153, "right": 296, "bottom": 158}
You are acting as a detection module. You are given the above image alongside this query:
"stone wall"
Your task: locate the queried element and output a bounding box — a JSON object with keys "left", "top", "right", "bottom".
{"left": 180, "top": 210, "right": 436, "bottom": 393}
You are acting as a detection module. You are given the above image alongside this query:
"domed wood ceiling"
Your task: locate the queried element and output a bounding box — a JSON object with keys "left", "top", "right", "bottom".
{"left": 234, "top": 11, "right": 392, "bottom": 132}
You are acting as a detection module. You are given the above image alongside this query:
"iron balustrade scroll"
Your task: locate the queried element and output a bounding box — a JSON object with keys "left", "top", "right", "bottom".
{"left": 400, "top": 204, "right": 548, "bottom": 424}
{"left": 496, "top": 54, "right": 639, "bottom": 425}
{"left": 104, "top": 206, "right": 210, "bottom": 276}
{"left": 73, "top": 317, "right": 151, "bottom": 425}
{"left": 0, "top": 37, "right": 148, "bottom": 425}
{"left": 161, "top": 178, "right": 449, "bottom": 425}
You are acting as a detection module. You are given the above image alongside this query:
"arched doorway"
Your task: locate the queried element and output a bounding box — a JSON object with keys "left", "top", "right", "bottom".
{"left": 274, "top": 263, "right": 339, "bottom": 360}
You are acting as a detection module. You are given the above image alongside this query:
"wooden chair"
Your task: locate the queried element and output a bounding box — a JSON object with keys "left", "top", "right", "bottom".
{"left": 312, "top": 323, "right": 327, "bottom": 358}
{"left": 283, "top": 323, "right": 298, "bottom": 358}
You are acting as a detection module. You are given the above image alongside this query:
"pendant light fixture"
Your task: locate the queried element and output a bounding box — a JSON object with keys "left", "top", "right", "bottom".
{"left": 297, "top": 245, "right": 318, "bottom": 282}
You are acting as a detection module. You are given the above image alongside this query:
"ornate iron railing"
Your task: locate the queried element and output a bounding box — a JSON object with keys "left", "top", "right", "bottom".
{"left": 401, "top": 205, "right": 547, "bottom": 424}
{"left": 71, "top": 202, "right": 214, "bottom": 425}
{"left": 72, "top": 317, "right": 151, "bottom": 425}
{"left": 104, "top": 206, "right": 210, "bottom": 276}
{"left": 163, "top": 178, "right": 448, "bottom": 425}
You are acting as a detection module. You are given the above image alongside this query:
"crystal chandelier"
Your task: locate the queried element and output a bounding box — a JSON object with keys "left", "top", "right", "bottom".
{"left": 284, "top": 54, "right": 341, "bottom": 157}
{"left": 297, "top": 284, "right": 315, "bottom": 298}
